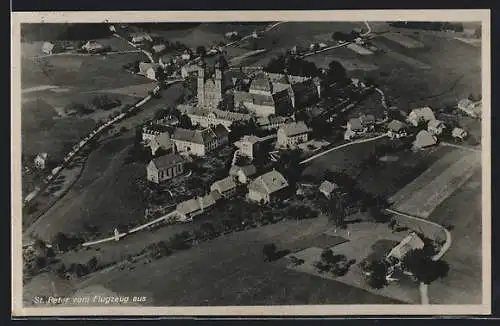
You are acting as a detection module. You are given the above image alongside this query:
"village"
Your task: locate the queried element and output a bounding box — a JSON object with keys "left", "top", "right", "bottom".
{"left": 21, "top": 21, "right": 483, "bottom": 306}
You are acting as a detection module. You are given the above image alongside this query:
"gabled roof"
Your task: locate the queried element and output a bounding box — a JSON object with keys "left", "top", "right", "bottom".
{"left": 414, "top": 130, "right": 437, "bottom": 148}
{"left": 387, "top": 232, "right": 425, "bottom": 260}
{"left": 248, "top": 169, "right": 288, "bottom": 195}
{"left": 230, "top": 164, "right": 257, "bottom": 177}
{"left": 152, "top": 44, "right": 166, "bottom": 53}
{"left": 42, "top": 42, "right": 55, "bottom": 52}
{"left": 212, "top": 124, "right": 229, "bottom": 139}
{"left": 387, "top": 120, "right": 406, "bottom": 132}
{"left": 150, "top": 153, "right": 184, "bottom": 171}
{"left": 279, "top": 121, "right": 310, "bottom": 137}
{"left": 359, "top": 114, "right": 375, "bottom": 125}
{"left": 143, "top": 123, "right": 172, "bottom": 134}
{"left": 172, "top": 127, "right": 216, "bottom": 145}
{"left": 211, "top": 176, "right": 237, "bottom": 193}
{"left": 427, "top": 119, "right": 445, "bottom": 129}
{"left": 348, "top": 118, "right": 363, "bottom": 130}
{"left": 410, "top": 106, "right": 435, "bottom": 121}
{"left": 250, "top": 74, "right": 274, "bottom": 93}
{"left": 176, "top": 191, "right": 221, "bottom": 216}
{"left": 236, "top": 135, "right": 260, "bottom": 144}
{"left": 139, "top": 62, "right": 159, "bottom": 75}
{"left": 319, "top": 180, "right": 338, "bottom": 194}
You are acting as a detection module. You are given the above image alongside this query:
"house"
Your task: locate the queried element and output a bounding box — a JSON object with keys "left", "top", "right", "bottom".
{"left": 130, "top": 32, "right": 153, "bottom": 45}
{"left": 458, "top": 98, "right": 482, "bottom": 118}
{"left": 151, "top": 44, "right": 166, "bottom": 53}
{"left": 247, "top": 169, "right": 289, "bottom": 204}
{"left": 155, "top": 115, "right": 180, "bottom": 127}
{"left": 277, "top": 121, "right": 310, "bottom": 148}
{"left": 452, "top": 127, "right": 468, "bottom": 141}
{"left": 175, "top": 190, "right": 222, "bottom": 222}
{"left": 34, "top": 153, "right": 49, "bottom": 169}
{"left": 427, "top": 119, "right": 446, "bottom": 136}
{"left": 318, "top": 43, "right": 327, "bottom": 49}
{"left": 386, "top": 232, "right": 425, "bottom": 262}
{"left": 234, "top": 135, "right": 261, "bottom": 160}
{"left": 142, "top": 123, "right": 171, "bottom": 144}
{"left": 359, "top": 114, "right": 376, "bottom": 130}
{"left": 81, "top": 40, "right": 106, "bottom": 53}
{"left": 138, "top": 62, "right": 160, "bottom": 81}
{"left": 181, "top": 64, "right": 199, "bottom": 78}
{"left": 387, "top": 120, "right": 408, "bottom": 139}
{"left": 413, "top": 130, "right": 437, "bottom": 149}
{"left": 407, "top": 107, "right": 436, "bottom": 127}
{"left": 181, "top": 52, "right": 191, "bottom": 61}
{"left": 146, "top": 153, "right": 185, "bottom": 184}
{"left": 171, "top": 124, "right": 229, "bottom": 156}
{"left": 225, "top": 31, "right": 239, "bottom": 39}
{"left": 319, "top": 180, "right": 339, "bottom": 199}
{"left": 345, "top": 118, "right": 366, "bottom": 140}
{"left": 41, "top": 42, "right": 55, "bottom": 55}
{"left": 148, "top": 133, "right": 174, "bottom": 156}
{"left": 210, "top": 176, "right": 237, "bottom": 198}
{"left": 229, "top": 164, "right": 257, "bottom": 184}
{"left": 256, "top": 115, "right": 294, "bottom": 130}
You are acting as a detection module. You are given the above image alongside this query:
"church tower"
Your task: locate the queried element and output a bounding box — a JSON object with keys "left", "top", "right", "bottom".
{"left": 197, "top": 62, "right": 206, "bottom": 108}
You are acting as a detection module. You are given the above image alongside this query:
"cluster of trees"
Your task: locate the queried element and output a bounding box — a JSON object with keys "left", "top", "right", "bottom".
{"left": 89, "top": 94, "right": 122, "bottom": 111}
{"left": 52, "top": 232, "right": 85, "bottom": 252}
{"left": 264, "top": 54, "right": 321, "bottom": 77}
{"left": 262, "top": 243, "right": 290, "bottom": 262}
{"left": 23, "top": 239, "right": 57, "bottom": 281}
{"left": 144, "top": 231, "right": 193, "bottom": 261}
{"left": 314, "top": 249, "right": 355, "bottom": 277}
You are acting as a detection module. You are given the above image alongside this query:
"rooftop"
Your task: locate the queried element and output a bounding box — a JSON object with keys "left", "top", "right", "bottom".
{"left": 150, "top": 153, "right": 184, "bottom": 170}
{"left": 279, "top": 121, "right": 310, "bottom": 137}
{"left": 248, "top": 169, "right": 289, "bottom": 195}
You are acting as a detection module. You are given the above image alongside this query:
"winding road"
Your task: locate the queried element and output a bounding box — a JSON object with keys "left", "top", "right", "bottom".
{"left": 385, "top": 208, "right": 452, "bottom": 305}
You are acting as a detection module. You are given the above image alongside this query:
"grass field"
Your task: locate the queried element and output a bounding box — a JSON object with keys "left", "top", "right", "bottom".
{"left": 382, "top": 32, "right": 425, "bottom": 49}
{"left": 390, "top": 148, "right": 481, "bottom": 218}
{"left": 25, "top": 136, "right": 146, "bottom": 242}
{"left": 68, "top": 216, "right": 400, "bottom": 305}
{"left": 426, "top": 169, "right": 482, "bottom": 304}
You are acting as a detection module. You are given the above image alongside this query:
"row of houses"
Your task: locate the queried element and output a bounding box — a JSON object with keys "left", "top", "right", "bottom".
{"left": 143, "top": 123, "right": 230, "bottom": 160}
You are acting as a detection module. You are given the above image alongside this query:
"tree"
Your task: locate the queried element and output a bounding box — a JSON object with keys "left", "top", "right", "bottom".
{"left": 262, "top": 243, "right": 277, "bottom": 261}
{"left": 168, "top": 231, "right": 192, "bottom": 250}
{"left": 402, "top": 249, "right": 450, "bottom": 285}
{"left": 322, "top": 60, "right": 347, "bottom": 87}
{"left": 178, "top": 114, "right": 192, "bottom": 129}
{"left": 332, "top": 31, "right": 346, "bottom": 41}
{"left": 275, "top": 148, "right": 303, "bottom": 185}
{"left": 196, "top": 45, "right": 207, "bottom": 57}
{"left": 362, "top": 259, "right": 389, "bottom": 289}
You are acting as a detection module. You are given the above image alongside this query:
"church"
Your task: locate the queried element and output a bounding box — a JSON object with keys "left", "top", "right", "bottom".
{"left": 195, "top": 56, "right": 321, "bottom": 118}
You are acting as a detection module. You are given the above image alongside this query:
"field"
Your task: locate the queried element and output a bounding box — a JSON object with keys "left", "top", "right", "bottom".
{"left": 302, "top": 137, "right": 449, "bottom": 199}
{"left": 289, "top": 222, "right": 421, "bottom": 303}
{"left": 62, "top": 216, "right": 400, "bottom": 306}
{"left": 382, "top": 32, "right": 425, "bottom": 49}
{"left": 390, "top": 148, "right": 481, "bottom": 218}
{"left": 24, "top": 136, "right": 146, "bottom": 242}
{"left": 426, "top": 169, "right": 482, "bottom": 304}
{"left": 306, "top": 54, "right": 378, "bottom": 71}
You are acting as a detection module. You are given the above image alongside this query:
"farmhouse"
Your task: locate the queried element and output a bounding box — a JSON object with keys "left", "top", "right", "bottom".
{"left": 130, "top": 32, "right": 153, "bottom": 45}
{"left": 452, "top": 127, "right": 468, "bottom": 141}
{"left": 277, "top": 121, "right": 310, "bottom": 148}
{"left": 34, "top": 153, "right": 49, "bottom": 169}
{"left": 175, "top": 191, "right": 222, "bottom": 222}
{"left": 171, "top": 124, "right": 229, "bottom": 156}
{"left": 41, "top": 42, "right": 55, "bottom": 55}
{"left": 413, "top": 130, "right": 437, "bottom": 149}
{"left": 458, "top": 98, "right": 482, "bottom": 118}
{"left": 210, "top": 176, "right": 238, "bottom": 198}
{"left": 407, "top": 107, "right": 436, "bottom": 127}
{"left": 427, "top": 119, "right": 446, "bottom": 136}
{"left": 319, "top": 180, "right": 339, "bottom": 199}
{"left": 386, "top": 232, "right": 425, "bottom": 262}
{"left": 81, "top": 40, "right": 106, "bottom": 53}
{"left": 146, "top": 153, "right": 185, "bottom": 184}
{"left": 387, "top": 120, "right": 408, "bottom": 139}
{"left": 155, "top": 115, "right": 180, "bottom": 127}
{"left": 229, "top": 164, "right": 257, "bottom": 184}
{"left": 359, "top": 114, "right": 376, "bottom": 130}
{"left": 344, "top": 118, "right": 366, "bottom": 140}
{"left": 138, "top": 62, "right": 160, "bottom": 81}
{"left": 247, "top": 169, "right": 289, "bottom": 204}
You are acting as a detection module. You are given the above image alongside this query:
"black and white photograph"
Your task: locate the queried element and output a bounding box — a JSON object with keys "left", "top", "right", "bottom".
{"left": 11, "top": 10, "right": 491, "bottom": 316}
